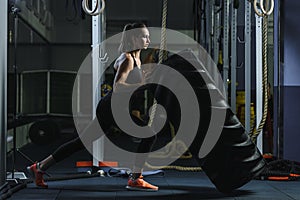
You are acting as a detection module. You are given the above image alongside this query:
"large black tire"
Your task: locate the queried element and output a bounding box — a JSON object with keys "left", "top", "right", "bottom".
{"left": 159, "top": 49, "right": 266, "bottom": 193}
{"left": 200, "top": 109, "right": 266, "bottom": 193}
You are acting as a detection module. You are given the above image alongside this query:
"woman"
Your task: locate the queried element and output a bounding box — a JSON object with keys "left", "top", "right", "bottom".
{"left": 28, "top": 23, "right": 158, "bottom": 191}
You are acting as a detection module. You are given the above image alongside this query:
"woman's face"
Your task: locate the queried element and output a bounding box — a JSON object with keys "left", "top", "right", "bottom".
{"left": 132, "top": 27, "right": 150, "bottom": 50}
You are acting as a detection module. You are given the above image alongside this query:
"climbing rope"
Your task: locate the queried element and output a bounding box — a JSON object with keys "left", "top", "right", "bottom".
{"left": 158, "top": 0, "right": 168, "bottom": 64}
{"left": 147, "top": 122, "right": 202, "bottom": 171}
{"left": 149, "top": 122, "right": 193, "bottom": 159}
{"left": 82, "top": 0, "right": 105, "bottom": 16}
{"left": 146, "top": 0, "right": 202, "bottom": 171}
{"left": 147, "top": 0, "right": 167, "bottom": 128}
{"left": 249, "top": 0, "right": 273, "bottom": 142}
{"left": 145, "top": 162, "right": 202, "bottom": 172}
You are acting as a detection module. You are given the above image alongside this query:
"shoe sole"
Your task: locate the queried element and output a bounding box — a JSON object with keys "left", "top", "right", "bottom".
{"left": 126, "top": 186, "right": 158, "bottom": 192}
{"left": 26, "top": 166, "right": 48, "bottom": 188}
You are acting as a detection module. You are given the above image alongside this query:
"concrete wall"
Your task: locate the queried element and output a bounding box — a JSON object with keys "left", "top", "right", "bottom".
{"left": 281, "top": 0, "right": 300, "bottom": 162}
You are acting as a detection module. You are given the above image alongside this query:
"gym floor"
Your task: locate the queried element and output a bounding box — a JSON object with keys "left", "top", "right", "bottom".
{"left": 9, "top": 170, "right": 300, "bottom": 200}
{"left": 6, "top": 133, "right": 300, "bottom": 200}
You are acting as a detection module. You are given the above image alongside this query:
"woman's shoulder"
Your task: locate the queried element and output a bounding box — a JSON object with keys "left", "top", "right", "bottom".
{"left": 115, "top": 53, "right": 134, "bottom": 67}
{"left": 114, "top": 53, "right": 132, "bottom": 70}
{"left": 123, "top": 52, "right": 134, "bottom": 61}
{"left": 118, "top": 52, "right": 133, "bottom": 60}
{"left": 117, "top": 53, "right": 134, "bottom": 62}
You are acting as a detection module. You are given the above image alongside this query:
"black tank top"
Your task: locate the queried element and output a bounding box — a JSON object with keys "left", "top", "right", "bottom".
{"left": 128, "top": 53, "right": 144, "bottom": 111}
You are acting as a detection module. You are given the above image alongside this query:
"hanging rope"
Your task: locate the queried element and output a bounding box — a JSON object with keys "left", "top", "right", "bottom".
{"left": 149, "top": 122, "right": 193, "bottom": 159}
{"left": 147, "top": 122, "right": 202, "bottom": 171}
{"left": 250, "top": 0, "right": 273, "bottom": 142}
{"left": 147, "top": 0, "right": 167, "bottom": 128}
{"left": 82, "top": 0, "right": 105, "bottom": 16}
{"left": 158, "top": 0, "right": 168, "bottom": 64}
{"left": 145, "top": 162, "right": 202, "bottom": 171}
{"left": 146, "top": 0, "right": 202, "bottom": 172}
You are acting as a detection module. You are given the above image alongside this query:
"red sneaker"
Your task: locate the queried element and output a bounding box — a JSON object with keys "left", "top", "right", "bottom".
{"left": 126, "top": 176, "right": 158, "bottom": 191}
{"left": 27, "top": 163, "right": 48, "bottom": 188}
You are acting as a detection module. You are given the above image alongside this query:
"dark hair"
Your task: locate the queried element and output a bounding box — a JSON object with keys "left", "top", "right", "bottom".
{"left": 118, "top": 23, "right": 147, "bottom": 53}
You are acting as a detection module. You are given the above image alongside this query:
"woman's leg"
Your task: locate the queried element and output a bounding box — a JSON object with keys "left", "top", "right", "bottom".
{"left": 28, "top": 118, "right": 102, "bottom": 188}
{"left": 40, "top": 136, "right": 84, "bottom": 171}
{"left": 127, "top": 129, "right": 158, "bottom": 191}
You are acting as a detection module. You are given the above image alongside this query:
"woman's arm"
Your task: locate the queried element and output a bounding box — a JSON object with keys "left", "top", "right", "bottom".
{"left": 113, "top": 54, "right": 144, "bottom": 93}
